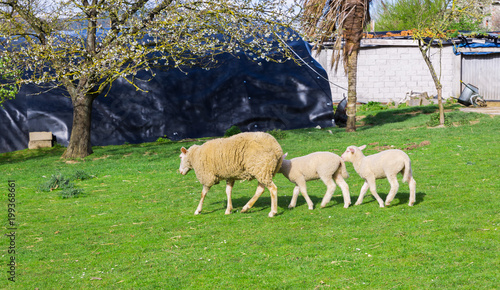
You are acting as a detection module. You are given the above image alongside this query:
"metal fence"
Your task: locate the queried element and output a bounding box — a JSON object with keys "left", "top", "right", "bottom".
{"left": 461, "top": 54, "right": 500, "bottom": 101}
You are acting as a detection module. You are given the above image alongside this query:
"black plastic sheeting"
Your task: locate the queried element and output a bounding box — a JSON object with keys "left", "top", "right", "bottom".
{"left": 1, "top": 39, "right": 334, "bottom": 153}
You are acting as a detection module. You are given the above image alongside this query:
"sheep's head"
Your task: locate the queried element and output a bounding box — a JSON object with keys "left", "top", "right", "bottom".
{"left": 341, "top": 145, "right": 366, "bottom": 162}
{"left": 179, "top": 146, "right": 193, "bottom": 175}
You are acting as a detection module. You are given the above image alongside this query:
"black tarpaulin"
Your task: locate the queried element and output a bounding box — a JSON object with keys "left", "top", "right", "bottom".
{"left": 0, "top": 95, "right": 28, "bottom": 152}
{"left": 0, "top": 39, "right": 334, "bottom": 153}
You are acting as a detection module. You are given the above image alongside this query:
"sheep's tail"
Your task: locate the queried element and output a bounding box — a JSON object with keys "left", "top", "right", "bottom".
{"left": 403, "top": 157, "right": 412, "bottom": 183}
{"left": 339, "top": 159, "right": 349, "bottom": 179}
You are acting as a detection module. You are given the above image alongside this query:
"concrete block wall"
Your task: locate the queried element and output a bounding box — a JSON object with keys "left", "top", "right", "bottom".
{"left": 313, "top": 42, "right": 460, "bottom": 103}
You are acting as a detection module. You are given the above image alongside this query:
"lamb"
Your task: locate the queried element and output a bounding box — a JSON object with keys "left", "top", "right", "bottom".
{"left": 178, "top": 132, "right": 283, "bottom": 217}
{"left": 341, "top": 145, "right": 417, "bottom": 207}
{"left": 278, "top": 152, "right": 351, "bottom": 210}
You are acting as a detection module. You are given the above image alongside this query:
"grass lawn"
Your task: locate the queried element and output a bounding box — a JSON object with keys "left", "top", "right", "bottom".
{"left": 1, "top": 105, "right": 499, "bottom": 288}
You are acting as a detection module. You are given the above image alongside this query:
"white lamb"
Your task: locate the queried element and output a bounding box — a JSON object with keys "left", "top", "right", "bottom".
{"left": 278, "top": 152, "right": 351, "bottom": 210}
{"left": 179, "top": 132, "right": 283, "bottom": 217}
{"left": 341, "top": 145, "right": 417, "bottom": 207}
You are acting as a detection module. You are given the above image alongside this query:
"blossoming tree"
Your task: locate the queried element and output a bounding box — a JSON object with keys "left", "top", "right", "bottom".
{"left": 0, "top": 0, "right": 299, "bottom": 158}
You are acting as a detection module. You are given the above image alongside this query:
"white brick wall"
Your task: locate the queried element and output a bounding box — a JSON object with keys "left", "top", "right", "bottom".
{"left": 313, "top": 41, "right": 460, "bottom": 103}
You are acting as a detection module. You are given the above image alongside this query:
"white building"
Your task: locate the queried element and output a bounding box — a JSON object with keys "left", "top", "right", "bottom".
{"left": 313, "top": 36, "right": 500, "bottom": 103}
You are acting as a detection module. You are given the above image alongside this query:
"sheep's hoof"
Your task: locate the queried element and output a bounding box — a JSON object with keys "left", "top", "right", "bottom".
{"left": 225, "top": 210, "right": 232, "bottom": 215}
{"left": 240, "top": 206, "right": 249, "bottom": 213}
{"left": 408, "top": 202, "right": 414, "bottom": 206}
{"left": 354, "top": 202, "right": 362, "bottom": 206}
{"left": 343, "top": 204, "right": 350, "bottom": 208}
{"left": 268, "top": 211, "right": 276, "bottom": 217}
{"left": 288, "top": 204, "right": 295, "bottom": 209}
{"left": 194, "top": 210, "right": 201, "bottom": 215}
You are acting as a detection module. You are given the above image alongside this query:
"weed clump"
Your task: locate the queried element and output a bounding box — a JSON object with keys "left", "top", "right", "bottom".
{"left": 39, "top": 170, "right": 93, "bottom": 198}
{"left": 427, "top": 113, "right": 452, "bottom": 127}
{"left": 156, "top": 135, "right": 171, "bottom": 143}
{"left": 358, "top": 101, "right": 389, "bottom": 112}
{"left": 73, "top": 170, "right": 92, "bottom": 181}
{"left": 224, "top": 125, "right": 242, "bottom": 137}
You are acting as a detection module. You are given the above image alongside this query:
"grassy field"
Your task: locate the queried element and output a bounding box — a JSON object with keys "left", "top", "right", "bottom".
{"left": 1, "top": 105, "right": 499, "bottom": 288}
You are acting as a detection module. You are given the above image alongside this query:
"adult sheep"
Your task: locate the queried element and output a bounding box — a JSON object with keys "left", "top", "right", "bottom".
{"left": 341, "top": 145, "right": 417, "bottom": 207}
{"left": 179, "top": 132, "right": 283, "bottom": 217}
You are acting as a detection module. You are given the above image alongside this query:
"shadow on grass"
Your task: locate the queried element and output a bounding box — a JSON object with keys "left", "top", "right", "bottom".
{"left": 349, "top": 191, "right": 427, "bottom": 207}
{"left": 202, "top": 196, "right": 291, "bottom": 216}
{"left": 0, "top": 145, "right": 66, "bottom": 165}
{"left": 356, "top": 105, "right": 441, "bottom": 130}
{"left": 293, "top": 195, "right": 349, "bottom": 209}
{"left": 392, "top": 191, "right": 427, "bottom": 207}
{"left": 204, "top": 191, "right": 428, "bottom": 215}
{"left": 206, "top": 194, "right": 353, "bottom": 215}
{"left": 0, "top": 142, "right": 184, "bottom": 165}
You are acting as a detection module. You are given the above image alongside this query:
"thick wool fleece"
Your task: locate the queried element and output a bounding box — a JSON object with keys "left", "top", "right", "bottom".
{"left": 187, "top": 132, "right": 283, "bottom": 187}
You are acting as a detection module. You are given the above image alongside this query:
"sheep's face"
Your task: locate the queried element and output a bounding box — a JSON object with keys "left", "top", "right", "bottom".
{"left": 341, "top": 145, "right": 366, "bottom": 162}
{"left": 179, "top": 147, "right": 192, "bottom": 175}
{"left": 341, "top": 147, "right": 356, "bottom": 162}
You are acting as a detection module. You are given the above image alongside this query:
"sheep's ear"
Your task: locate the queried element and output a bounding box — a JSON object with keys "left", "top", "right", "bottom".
{"left": 359, "top": 145, "right": 367, "bottom": 151}
{"left": 181, "top": 147, "right": 187, "bottom": 154}
{"left": 348, "top": 147, "right": 355, "bottom": 153}
{"left": 283, "top": 152, "right": 288, "bottom": 158}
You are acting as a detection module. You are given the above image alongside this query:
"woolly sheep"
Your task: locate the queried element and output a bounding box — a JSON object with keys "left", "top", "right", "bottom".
{"left": 278, "top": 152, "right": 351, "bottom": 209}
{"left": 179, "top": 132, "right": 283, "bottom": 217}
{"left": 341, "top": 145, "right": 417, "bottom": 207}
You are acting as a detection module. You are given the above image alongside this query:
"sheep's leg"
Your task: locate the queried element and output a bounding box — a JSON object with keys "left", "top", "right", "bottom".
{"left": 320, "top": 177, "right": 336, "bottom": 208}
{"left": 296, "top": 179, "right": 314, "bottom": 210}
{"left": 333, "top": 173, "right": 351, "bottom": 208}
{"left": 385, "top": 175, "right": 399, "bottom": 206}
{"left": 408, "top": 177, "right": 417, "bottom": 206}
{"left": 288, "top": 185, "right": 301, "bottom": 209}
{"left": 241, "top": 183, "right": 265, "bottom": 213}
{"left": 195, "top": 185, "right": 211, "bottom": 215}
{"left": 355, "top": 181, "right": 369, "bottom": 205}
{"left": 367, "top": 178, "right": 385, "bottom": 207}
{"left": 225, "top": 180, "right": 235, "bottom": 215}
{"left": 266, "top": 181, "right": 278, "bottom": 217}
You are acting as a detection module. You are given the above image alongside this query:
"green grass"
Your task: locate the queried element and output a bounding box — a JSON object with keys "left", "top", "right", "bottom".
{"left": 1, "top": 105, "right": 499, "bottom": 288}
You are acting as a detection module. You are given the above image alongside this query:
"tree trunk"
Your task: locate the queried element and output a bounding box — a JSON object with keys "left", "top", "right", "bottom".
{"left": 345, "top": 48, "right": 359, "bottom": 132}
{"left": 62, "top": 93, "right": 94, "bottom": 159}
{"left": 437, "top": 86, "right": 444, "bottom": 125}
{"left": 419, "top": 42, "right": 445, "bottom": 126}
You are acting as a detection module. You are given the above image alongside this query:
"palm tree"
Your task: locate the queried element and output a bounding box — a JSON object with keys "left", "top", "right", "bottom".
{"left": 302, "top": 0, "right": 371, "bottom": 132}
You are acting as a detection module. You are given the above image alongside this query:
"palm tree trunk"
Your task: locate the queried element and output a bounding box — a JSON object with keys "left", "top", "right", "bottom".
{"left": 346, "top": 48, "right": 359, "bottom": 132}
{"left": 343, "top": 0, "right": 367, "bottom": 132}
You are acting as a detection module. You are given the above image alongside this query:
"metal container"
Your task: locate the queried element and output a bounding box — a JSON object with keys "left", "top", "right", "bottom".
{"left": 458, "top": 83, "right": 479, "bottom": 106}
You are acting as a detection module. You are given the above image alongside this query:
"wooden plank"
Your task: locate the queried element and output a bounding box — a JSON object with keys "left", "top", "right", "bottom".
{"left": 29, "top": 131, "right": 53, "bottom": 141}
